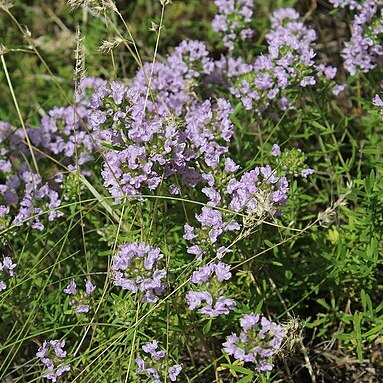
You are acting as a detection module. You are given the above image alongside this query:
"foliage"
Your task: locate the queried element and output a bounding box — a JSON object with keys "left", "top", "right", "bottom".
{"left": 0, "top": 1, "right": 383, "bottom": 382}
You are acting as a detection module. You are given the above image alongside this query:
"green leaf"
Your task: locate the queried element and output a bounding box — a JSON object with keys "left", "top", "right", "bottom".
{"left": 221, "top": 364, "right": 253, "bottom": 375}
{"left": 237, "top": 374, "right": 255, "bottom": 383}
{"left": 203, "top": 319, "right": 212, "bottom": 334}
{"left": 354, "top": 311, "right": 363, "bottom": 362}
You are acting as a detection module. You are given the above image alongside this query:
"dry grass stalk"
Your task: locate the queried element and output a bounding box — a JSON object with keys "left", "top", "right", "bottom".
{"left": 99, "top": 37, "right": 129, "bottom": 54}
{"left": 67, "top": 0, "right": 117, "bottom": 13}
{"left": 0, "top": 0, "right": 13, "bottom": 11}
{"left": 74, "top": 25, "right": 86, "bottom": 95}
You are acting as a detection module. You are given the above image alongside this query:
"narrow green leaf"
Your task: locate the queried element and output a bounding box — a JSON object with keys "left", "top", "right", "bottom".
{"left": 221, "top": 364, "right": 253, "bottom": 375}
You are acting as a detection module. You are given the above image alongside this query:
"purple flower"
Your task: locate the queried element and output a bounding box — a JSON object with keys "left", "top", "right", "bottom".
{"left": 216, "top": 246, "right": 232, "bottom": 259}
{"left": 212, "top": 0, "right": 254, "bottom": 51}
{"left": 186, "top": 261, "right": 236, "bottom": 317}
{"left": 199, "top": 296, "right": 236, "bottom": 317}
{"left": 94, "top": 74, "right": 235, "bottom": 201}
{"left": 63, "top": 279, "right": 77, "bottom": 295}
{"left": 190, "top": 264, "right": 214, "bottom": 284}
{"left": 111, "top": 242, "right": 166, "bottom": 302}
{"left": 168, "top": 364, "right": 182, "bottom": 381}
{"left": 224, "top": 158, "right": 240, "bottom": 173}
{"left": 317, "top": 64, "right": 337, "bottom": 80}
{"left": 75, "top": 304, "right": 90, "bottom": 313}
{"left": 136, "top": 341, "right": 181, "bottom": 382}
{"left": 2, "top": 256, "right": 16, "bottom": 276}
{"left": 187, "top": 245, "right": 204, "bottom": 258}
{"left": 271, "top": 144, "right": 281, "bottom": 156}
{"left": 196, "top": 207, "right": 224, "bottom": 243}
{"left": 241, "top": 314, "right": 260, "bottom": 331}
{"left": 183, "top": 224, "right": 197, "bottom": 240}
{"left": 0, "top": 256, "right": 16, "bottom": 291}
{"left": 332, "top": 84, "right": 345, "bottom": 96}
{"left": 301, "top": 168, "right": 314, "bottom": 178}
{"left": 142, "top": 341, "right": 166, "bottom": 360}
{"left": 202, "top": 187, "right": 222, "bottom": 206}
{"left": 186, "top": 290, "right": 213, "bottom": 310}
{"left": 63, "top": 278, "right": 95, "bottom": 313}
{"left": 373, "top": 94, "right": 383, "bottom": 107}
{"left": 36, "top": 339, "right": 71, "bottom": 381}
{"left": 328, "top": 0, "right": 361, "bottom": 9}
{"left": 226, "top": 166, "right": 288, "bottom": 217}
{"left": 0, "top": 165, "right": 63, "bottom": 230}
{"left": 0, "top": 205, "right": 9, "bottom": 217}
{"left": 85, "top": 279, "right": 96, "bottom": 295}
{"left": 214, "top": 261, "right": 232, "bottom": 282}
{"left": 227, "top": 8, "right": 321, "bottom": 113}
{"left": 36, "top": 341, "right": 49, "bottom": 358}
{"left": 50, "top": 340, "right": 67, "bottom": 358}
{"left": 338, "top": 0, "right": 383, "bottom": 75}
{"left": 223, "top": 314, "right": 286, "bottom": 372}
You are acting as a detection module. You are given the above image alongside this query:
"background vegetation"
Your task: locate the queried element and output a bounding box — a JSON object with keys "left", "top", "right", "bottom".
{"left": 1, "top": 0, "right": 382, "bottom": 382}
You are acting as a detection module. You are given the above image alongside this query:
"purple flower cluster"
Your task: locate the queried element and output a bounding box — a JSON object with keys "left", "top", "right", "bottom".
{"left": 223, "top": 314, "right": 286, "bottom": 371}
{"left": 186, "top": 164, "right": 289, "bottom": 257}
{"left": 0, "top": 123, "right": 63, "bottom": 230}
{"left": 0, "top": 78, "right": 108, "bottom": 231}
{"left": 195, "top": 206, "right": 240, "bottom": 243}
{"left": 88, "top": 75, "right": 235, "bottom": 200}
{"left": 31, "top": 81, "right": 102, "bottom": 166}
{"left": 136, "top": 340, "right": 182, "bottom": 382}
{"left": 111, "top": 242, "right": 166, "bottom": 303}
{"left": 132, "top": 40, "right": 214, "bottom": 116}
{"left": 8, "top": 171, "right": 62, "bottom": 230}
{"left": 186, "top": 261, "right": 236, "bottom": 317}
{"left": 328, "top": 0, "right": 361, "bottom": 9}
{"left": 184, "top": 188, "right": 242, "bottom": 263}
{"left": 330, "top": 0, "right": 383, "bottom": 75}
{"left": 0, "top": 256, "right": 16, "bottom": 291}
{"left": 212, "top": 0, "right": 254, "bottom": 51}
{"left": 222, "top": 8, "right": 344, "bottom": 112}
{"left": 227, "top": 8, "right": 315, "bottom": 111}
{"left": 36, "top": 340, "right": 71, "bottom": 382}
{"left": 63, "top": 278, "right": 96, "bottom": 313}
{"left": 226, "top": 166, "right": 288, "bottom": 218}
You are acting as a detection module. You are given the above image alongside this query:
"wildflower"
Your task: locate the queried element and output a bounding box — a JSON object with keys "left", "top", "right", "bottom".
{"left": 63, "top": 278, "right": 96, "bottom": 313}
{"left": 0, "top": 255, "right": 16, "bottom": 291}
{"left": 332, "top": 84, "right": 345, "bottom": 96}
{"left": 216, "top": 246, "right": 232, "bottom": 259}
{"left": 212, "top": 0, "right": 254, "bottom": 51}
{"left": 183, "top": 224, "right": 197, "bottom": 240}
{"left": 226, "top": 7, "right": 332, "bottom": 114}
{"left": 135, "top": 341, "right": 182, "bottom": 382}
{"left": 373, "top": 94, "right": 383, "bottom": 111}
{"left": 0, "top": 169, "right": 63, "bottom": 231}
{"left": 338, "top": 0, "right": 383, "bottom": 75}
{"left": 226, "top": 166, "right": 288, "bottom": 218}
{"left": 195, "top": 206, "right": 240, "bottom": 244}
{"left": 223, "top": 314, "right": 286, "bottom": 371}
{"left": 36, "top": 340, "right": 71, "bottom": 382}
{"left": 94, "top": 77, "right": 234, "bottom": 201}
{"left": 301, "top": 168, "right": 314, "bottom": 178}
{"left": 271, "top": 144, "right": 281, "bottom": 157}
{"left": 317, "top": 64, "right": 337, "bottom": 80}
{"left": 63, "top": 279, "right": 77, "bottom": 295}
{"left": 168, "top": 364, "right": 182, "bottom": 381}
{"left": 224, "top": 158, "right": 240, "bottom": 173}
{"left": 111, "top": 242, "right": 166, "bottom": 303}
{"left": 186, "top": 262, "right": 236, "bottom": 317}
